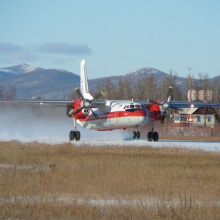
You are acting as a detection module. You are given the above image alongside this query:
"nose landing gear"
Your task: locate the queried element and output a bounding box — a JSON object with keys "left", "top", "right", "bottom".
{"left": 132, "top": 130, "right": 141, "bottom": 139}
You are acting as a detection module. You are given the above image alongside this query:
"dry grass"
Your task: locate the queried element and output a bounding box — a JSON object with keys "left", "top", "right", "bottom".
{"left": 160, "top": 135, "right": 220, "bottom": 141}
{"left": 0, "top": 141, "right": 220, "bottom": 219}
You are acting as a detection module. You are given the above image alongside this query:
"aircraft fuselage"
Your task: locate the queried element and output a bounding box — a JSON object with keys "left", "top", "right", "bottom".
{"left": 75, "top": 100, "right": 149, "bottom": 131}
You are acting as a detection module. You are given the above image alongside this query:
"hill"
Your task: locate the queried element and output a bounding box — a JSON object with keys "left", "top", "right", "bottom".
{"left": 1, "top": 63, "right": 217, "bottom": 99}
{"left": 0, "top": 64, "right": 80, "bottom": 99}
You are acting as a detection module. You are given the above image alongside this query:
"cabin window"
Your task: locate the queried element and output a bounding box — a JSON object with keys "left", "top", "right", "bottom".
{"left": 207, "top": 115, "right": 212, "bottom": 122}
{"left": 174, "top": 115, "right": 180, "bottom": 122}
{"left": 135, "top": 105, "right": 141, "bottom": 108}
{"left": 130, "top": 104, "right": 134, "bottom": 108}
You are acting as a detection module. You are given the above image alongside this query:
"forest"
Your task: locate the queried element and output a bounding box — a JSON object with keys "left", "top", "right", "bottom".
{"left": 92, "top": 71, "right": 220, "bottom": 102}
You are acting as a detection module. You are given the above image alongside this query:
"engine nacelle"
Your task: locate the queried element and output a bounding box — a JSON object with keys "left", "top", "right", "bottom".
{"left": 158, "top": 103, "right": 168, "bottom": 117}
{"left": 66, "top": 106, "right": 74, "bottom": 117}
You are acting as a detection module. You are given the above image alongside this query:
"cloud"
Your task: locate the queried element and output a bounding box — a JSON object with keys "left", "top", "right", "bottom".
{"left": 0, "top": 42, "right": 38, "bottom": 63}
{"left": 0, "top": 42, "right": 92, "bottom": 65}
{"left": 35, "top": 42, "right": 92, "bottom": 56}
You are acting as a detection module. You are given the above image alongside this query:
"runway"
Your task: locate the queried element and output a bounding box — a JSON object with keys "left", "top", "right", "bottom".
{"left": 0, "top": 106, "right": 219, "bottom": 152}
{"left": 23, "top": 136, "right": 219, "bottom": 152}
{"left": 69, "top": 138, "right": 220, "bottom": 152}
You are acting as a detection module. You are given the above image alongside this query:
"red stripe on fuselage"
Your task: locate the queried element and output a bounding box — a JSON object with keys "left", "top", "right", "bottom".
{"left": 75, "top": 109, "right": 146, "bottom": 122}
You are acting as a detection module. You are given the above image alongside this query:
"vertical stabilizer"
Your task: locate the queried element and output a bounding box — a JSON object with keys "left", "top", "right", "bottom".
{"left": 80, "top": 59, "right": 93, "bottom": 100}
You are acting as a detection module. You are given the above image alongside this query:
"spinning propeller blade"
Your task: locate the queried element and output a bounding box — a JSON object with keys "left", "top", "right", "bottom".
{"left": 93, "top": 91, "right": 104, "bottom": 100}
{"left": 73, "top": 88, "right": 104, "bottom": 120}
{"left": 150, "top": 86, "right": 181, "bottom": 123}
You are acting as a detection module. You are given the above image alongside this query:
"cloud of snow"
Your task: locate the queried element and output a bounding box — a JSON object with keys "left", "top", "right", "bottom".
{"left": 0, "top": 105, "right": 129, "bottom": 143}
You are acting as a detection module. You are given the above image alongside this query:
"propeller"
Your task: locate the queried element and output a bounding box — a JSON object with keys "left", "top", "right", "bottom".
{"left": 150, "top": 86, "right": 180, "bottom": 123}
{"left": 73, "top": 87, "right": 104, "bottom": 120}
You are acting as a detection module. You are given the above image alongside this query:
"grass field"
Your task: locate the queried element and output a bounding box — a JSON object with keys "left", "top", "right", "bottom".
{"left": 160, "top": 135, "right": 220, "bottom": 141}
{"left": 0, "top": 140, "right": 220, "bottom": 219}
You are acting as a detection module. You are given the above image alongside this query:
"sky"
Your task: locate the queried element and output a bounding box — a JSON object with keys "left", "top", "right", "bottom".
{"left": 1, "top": 0, "right": 220, "bottom": 79}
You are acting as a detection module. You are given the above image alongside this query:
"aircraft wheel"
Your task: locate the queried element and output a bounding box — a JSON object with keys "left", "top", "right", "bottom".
{"left": 75, "top": 131, "right": 81, "bottom": 141}
{"left": 152, "top": 132, "right": 159, "bottom": 142}
{"left": 147, "top": 131, "right": 153, "bottom": 141}
{"left": 136, "top": 131, "right": 140, "bottom": 139}
{"left": 69, "top": 131, "right": 75, "bottom": 141}
{"left": 132, "top": 131, "right": 137, "bottom": 139}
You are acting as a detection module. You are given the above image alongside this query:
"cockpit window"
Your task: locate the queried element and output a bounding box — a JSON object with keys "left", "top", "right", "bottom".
{"left": 124, "top": 104, "right": 143, "bottom": 109}
{"left": 135, "top": 105, "right": 141, "bottom": 108}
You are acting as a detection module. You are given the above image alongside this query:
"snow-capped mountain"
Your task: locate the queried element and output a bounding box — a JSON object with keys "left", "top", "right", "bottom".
{"left": 0, "top": 63, "right": 43, "bottom": 76}
{"left": 0, "top": 63, "right": 196, "bottom": 99}
{"left": 0, "top": 64, "right": 80, "bottom": 99}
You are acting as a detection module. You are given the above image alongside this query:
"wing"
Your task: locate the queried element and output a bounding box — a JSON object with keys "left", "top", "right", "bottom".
{"left": 0, "top": 99, "right": 75, "bottom": 106}
{"left": 168, "top": 101, "right": 220, "bottom": 109}
{"left": 135, "top": 100, "right": 220, "bottom": 110}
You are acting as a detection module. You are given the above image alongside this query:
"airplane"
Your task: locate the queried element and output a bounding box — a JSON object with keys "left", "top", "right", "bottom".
{"left": 1, "top": 59, "right": 220, "bottom": 142}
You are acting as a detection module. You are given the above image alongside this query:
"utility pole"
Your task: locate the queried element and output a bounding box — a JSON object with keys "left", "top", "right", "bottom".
{"left": 188, "top": 67, "right": 192, "bottom": 76}
{"left": 188, "top": 67, "right": 193, "bottom": 90}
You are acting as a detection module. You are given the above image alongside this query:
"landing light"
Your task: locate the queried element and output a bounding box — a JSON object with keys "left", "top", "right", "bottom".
{"left": 40, "top": 102, "right": 43, "bottom": 105}
{"left": 190, "top": 104, "right": 194, "bottom": 108}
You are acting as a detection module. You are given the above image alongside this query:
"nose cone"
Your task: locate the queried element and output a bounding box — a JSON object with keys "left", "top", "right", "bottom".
{"left": 135, "top": 109, "right": 149, "bottom": 125}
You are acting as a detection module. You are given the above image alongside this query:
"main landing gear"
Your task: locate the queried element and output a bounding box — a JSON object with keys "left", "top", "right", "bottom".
{"left": 69, "top": 130, "right": 81, "bottom": 141}
{"left": 69, "top": 119, "right": 81, "bottom": 141}
{"left": 147, "top": 131, "right": 159, "bottom": 142}
{"left": 147, "top": 120, "right": 159, "bottom": 142}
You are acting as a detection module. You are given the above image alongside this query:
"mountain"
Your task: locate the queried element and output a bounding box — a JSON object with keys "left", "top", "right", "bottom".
{"left": 0, "top": 64, "right": 80, "bottom": 99}
{"left": 88, "top": 67, "right": 187, "bottom": 92}
{"left": 0, "top": 63, "right": 206, "bottom": 99}
{"left": 0, "top": 63, "right": 43, "bottom": 77}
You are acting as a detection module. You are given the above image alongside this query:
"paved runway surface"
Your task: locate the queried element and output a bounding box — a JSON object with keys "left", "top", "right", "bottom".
{"left": 70, "top": 139, "right": 220, "bottom": 152}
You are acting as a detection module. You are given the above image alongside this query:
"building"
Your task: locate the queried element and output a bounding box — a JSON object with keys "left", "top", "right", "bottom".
{"left": 173, "top": 107, "right": 218, "bottom": 128}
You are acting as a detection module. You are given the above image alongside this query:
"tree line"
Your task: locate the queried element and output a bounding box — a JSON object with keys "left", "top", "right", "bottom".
{"left": 95, "top": 71, "right": 220, "bottom": 102}
{"left": 0, "top": 85, "right": 16, "bottom": 100}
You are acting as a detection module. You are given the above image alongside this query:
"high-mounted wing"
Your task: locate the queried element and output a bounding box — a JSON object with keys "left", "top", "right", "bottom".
{"left": 0, "top": 99, "right": 75, "bottom": 106}
{"left": 168, "top": 101, "right": 220, "bottom": 109}
{"left": 135, "top": 99, "right": 220, "bottom": 110}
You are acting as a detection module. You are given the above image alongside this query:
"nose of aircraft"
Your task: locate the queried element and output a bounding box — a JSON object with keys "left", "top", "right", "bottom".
{"left": 136, "top": 108, "right": 149, "bottom": 125}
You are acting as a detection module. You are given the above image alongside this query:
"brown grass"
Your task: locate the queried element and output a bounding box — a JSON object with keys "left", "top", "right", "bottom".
{"left": 0, "top": 141, "right": 220, "bottom": 219}
{"left": 160, "top": 135, "right": 220, "bottom": 141}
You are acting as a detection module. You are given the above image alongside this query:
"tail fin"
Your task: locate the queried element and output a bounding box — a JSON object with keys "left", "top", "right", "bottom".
{"left": 80, "top": 59, "right": 93, "bottom": 100}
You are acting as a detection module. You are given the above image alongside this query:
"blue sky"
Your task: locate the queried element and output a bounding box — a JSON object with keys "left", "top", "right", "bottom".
{"left": 1, "top": 0, "right": 220, "bottom": 79}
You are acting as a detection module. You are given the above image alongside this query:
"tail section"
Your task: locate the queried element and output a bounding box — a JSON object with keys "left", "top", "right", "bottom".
{"left": 80, "top": 59, "right": 93, "bottom": 100}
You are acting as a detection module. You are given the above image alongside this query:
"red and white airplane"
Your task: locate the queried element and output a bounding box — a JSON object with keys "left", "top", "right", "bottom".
{"left": 67, "top": 60, "right": 149, "bottom": 141}
{"left": 1, "top": 59, "right": 220, "bottom": 141}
